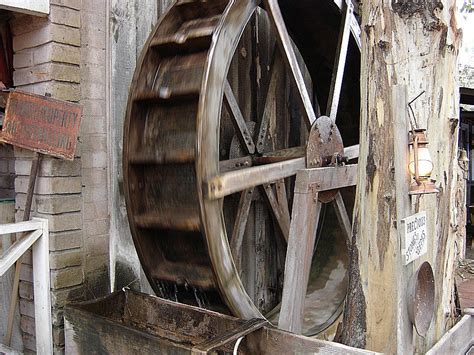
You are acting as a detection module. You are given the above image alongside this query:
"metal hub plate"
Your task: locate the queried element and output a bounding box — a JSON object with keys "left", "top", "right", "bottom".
{"left": 306, "top": 115, "right": 344, "bottom": 203}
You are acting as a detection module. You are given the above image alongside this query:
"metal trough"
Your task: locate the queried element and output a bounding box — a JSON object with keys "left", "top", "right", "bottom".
{"left": 64, "top": 289, "right": 379, "bottom": 354}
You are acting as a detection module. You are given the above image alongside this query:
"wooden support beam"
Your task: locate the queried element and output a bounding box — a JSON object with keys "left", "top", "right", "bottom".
{"left": 278, "top": 188, "right": 322, "bottom": 333}
{"left": 294, "top": 164, "right": 358, "bottom": 193}
{"left": 206, "top": 147, "right": 358, "bottom": 200}
{"left": 205, "top": 158, "right": 306, "bottom": 200}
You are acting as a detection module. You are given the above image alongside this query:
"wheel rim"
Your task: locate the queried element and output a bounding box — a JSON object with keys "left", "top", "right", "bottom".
{"left": 124, "top": 0, "right": 361, "bottom": 335}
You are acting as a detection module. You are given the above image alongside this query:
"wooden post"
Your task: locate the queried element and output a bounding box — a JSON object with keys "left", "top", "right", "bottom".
{"left": 342, "top": 1, "right": 462, "bottom": 353}
{"left": 5, "top": 152, "right": 41, "bottom": 346}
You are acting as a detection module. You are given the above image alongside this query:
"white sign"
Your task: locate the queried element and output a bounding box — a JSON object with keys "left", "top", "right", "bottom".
{"left": 0, "top": 0, "right": 49, "bottom": 16}
{"left": 401, "top": 211, "right": 428, "bottom": 265}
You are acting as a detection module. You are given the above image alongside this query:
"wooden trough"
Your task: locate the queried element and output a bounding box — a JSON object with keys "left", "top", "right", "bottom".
{"left": 64, "top": 289, "right": 379, "bottom": 355}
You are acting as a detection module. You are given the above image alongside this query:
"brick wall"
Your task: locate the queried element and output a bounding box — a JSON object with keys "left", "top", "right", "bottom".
{"left": 9, "top": 0, "right": 109, "bottom": 353}
{"left": 0, "top": 144, "right": 15, "bottom": 199}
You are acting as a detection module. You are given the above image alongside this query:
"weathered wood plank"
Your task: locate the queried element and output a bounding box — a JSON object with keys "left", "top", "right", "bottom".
{"left": 425, "top": 315, "right": 474, "bottom": 355}
{"left": 295, "top": 164, "right": 358, "bottom": 193}
{"left": 206, "top": 158, "right": 306, "bottom": 200}
{"left": 278, "top": 187, "right": 322, "bottom": 334}
{"left": 262, "top": 184, "right": 290, "bottom": 241}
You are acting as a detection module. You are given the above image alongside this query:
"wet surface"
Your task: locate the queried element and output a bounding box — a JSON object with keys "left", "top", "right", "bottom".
{"left": 268, "top": 203, "right": 350, "bottom": 335}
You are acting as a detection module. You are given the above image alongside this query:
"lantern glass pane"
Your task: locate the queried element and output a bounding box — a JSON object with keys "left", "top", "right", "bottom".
{"left": 409, "top": 146, "right": 433, "bottom": 178}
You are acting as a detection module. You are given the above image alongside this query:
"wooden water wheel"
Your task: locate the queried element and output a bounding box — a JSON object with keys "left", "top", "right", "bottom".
{"left": 123, "top": 0, "right": 361, "bottom": 335}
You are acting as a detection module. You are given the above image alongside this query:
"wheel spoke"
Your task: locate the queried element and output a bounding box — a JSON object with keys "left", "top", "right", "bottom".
{"left": 207, "top": 157, "right": 306, "bottom": 200}
{"left": 224, "top": 80, "right": 256, "bottom": 154}
{"left": 326, "top": 0, "right": 353, "bottom": 121}
{"left": 344, "top": 144, "right": 359, "bottom": 160}
{"left": 262, "top": 184, "right": 290, "bottom": 241}
{"left": 230, "top": 188, "right": 254, "bottom": 270}
{"left": 333, "top": 191, "right": 352, "bottom": 249}
{"left": 207, "top": 162, "right": 357, "bottom": 200}
{"left": 219, "top": 156, "right": 253, "bottom": 173}
{"left": 257, "top": 50, "right": 284, "bottom": 153}
{"left": 264, "top": 0, "right": 317, "bottom": 128}
{"left": 333, "top": 0, "right": 362, "bottom": 51}
{"left": 275, "top": 179, "right": 291, "bottom": 230}
{"left": 279, "top": 190, "right": 323, "bottom": 334}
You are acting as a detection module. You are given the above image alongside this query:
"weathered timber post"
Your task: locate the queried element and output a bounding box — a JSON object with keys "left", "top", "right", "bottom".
{"left": 342, "top": 0, "right": 462, "bottom": 353}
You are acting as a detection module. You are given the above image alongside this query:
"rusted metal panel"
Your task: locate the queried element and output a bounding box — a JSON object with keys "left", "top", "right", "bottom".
{"left": 0, "top": 91, "right": 82, "bottom": 160}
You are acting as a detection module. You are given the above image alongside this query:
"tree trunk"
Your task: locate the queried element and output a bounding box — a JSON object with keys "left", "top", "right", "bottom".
{"left": 342, "top": 1, "right": 462, "bottom": 353}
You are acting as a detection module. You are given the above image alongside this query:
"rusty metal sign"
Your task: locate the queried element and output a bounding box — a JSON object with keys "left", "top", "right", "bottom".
{"left": 0, "top": 91, "right": 82, "bottom": 160}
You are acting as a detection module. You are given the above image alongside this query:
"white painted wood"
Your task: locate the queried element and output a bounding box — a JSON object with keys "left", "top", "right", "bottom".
{"left": 0, "top": 202, "right": 22, "bottom": 352}
{"left": 0, "top": 230, "right": 42, "bottom": 276}
{"left": 32, "top": 218, "right": 53, "bottom": 355}
{"left": 0, "top": 220, "right": 43, "bottom": 235}
{"left": 0, "top": 218, "right": 51, "bottom": 354}
{"left": 0, "top": 0, "right": 49, "bottom": 16}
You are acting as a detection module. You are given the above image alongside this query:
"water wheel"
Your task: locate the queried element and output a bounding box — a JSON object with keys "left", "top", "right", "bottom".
{"left": 123, "top": 0, "right": 361, "bottom": 336}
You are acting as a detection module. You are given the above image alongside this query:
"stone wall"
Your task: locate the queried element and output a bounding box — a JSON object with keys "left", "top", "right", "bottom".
{"left": 9, "top": 0, "right": 110, "bottom": 353}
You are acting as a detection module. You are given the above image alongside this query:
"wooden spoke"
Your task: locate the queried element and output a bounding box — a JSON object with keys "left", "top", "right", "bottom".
{"left": 207, "top": 157, "right": 306, "bottom": 200}
{"left": 326, "top": 0, "right": 353, "bottom": 121}
{"left": 264, "top": 0, "right": 317, "bottom": 128}
{"left": 279, "top": 189, "right": 323, "bottom": 334}
{"left": 344, "top": 144, "right": 360, "bottom": 160}
{"left": 219, "top": 156, "right": 253, "bottom": 173}
{"left": 333, "top": 191, "right": 352, "bottom": 249}
{"left": 275, "top": 179, "right": 291, "bottom": 232}
{"left": 230, "top": 188, "right": 255, "bottom": 270}
{"left": 224, "top": 80, "right": 256, "bottom": 154}
{"left": 262, "top": 184, "right": 290, "bottom": 241}
{"left": 257, "top": 50, "right": 284, "bottom": 153}
{"left": 208, "top": 161, "right": 357, "bottom": 200}
{"left": 350, "top": 15, "right": 362, "bottom": 50}
{"left": 333, "top": 0, "right": 362, "bottom": 50}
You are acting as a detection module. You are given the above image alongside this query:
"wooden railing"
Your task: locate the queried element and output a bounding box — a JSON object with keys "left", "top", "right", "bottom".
{"left": 0, "top": 218, "right": 52, "bottom": 354}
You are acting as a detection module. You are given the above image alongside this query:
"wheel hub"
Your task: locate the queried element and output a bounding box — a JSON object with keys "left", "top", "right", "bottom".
{"left": 306, "top": 115, "right": 344, "bottom": 203}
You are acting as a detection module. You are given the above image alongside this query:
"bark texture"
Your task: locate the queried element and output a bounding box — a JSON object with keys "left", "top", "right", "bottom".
{"left": 342, "top": 0, "right": 462, "bottom": 353}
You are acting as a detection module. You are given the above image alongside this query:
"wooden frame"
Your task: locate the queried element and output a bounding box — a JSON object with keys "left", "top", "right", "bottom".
{"left": 278, "top": 165, "right": 358, "bottom": 333}
{"left": 0, "top": 218, "right": 52, "bottom": 354}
